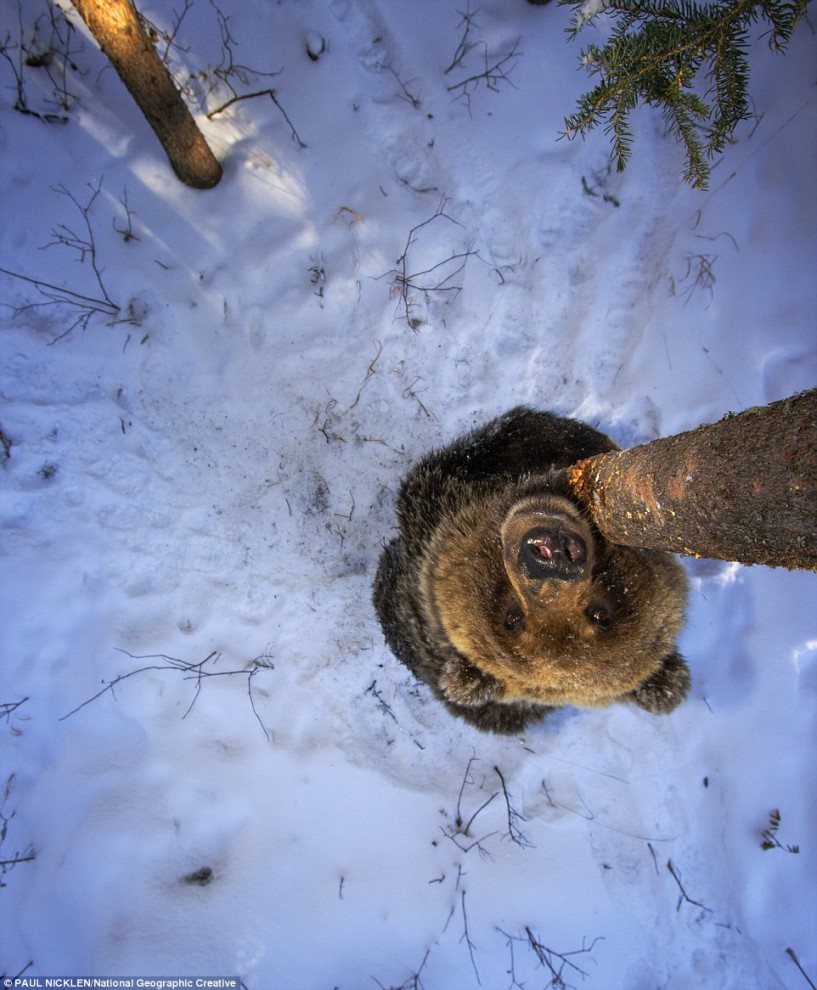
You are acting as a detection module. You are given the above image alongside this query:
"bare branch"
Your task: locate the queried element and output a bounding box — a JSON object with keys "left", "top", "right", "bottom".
{"left": 383, "top": 63, "right": 421, "bottom": 108}
{"left": 0, "top": 266, "right": 117, "bottom": 313}
{"left": 440, "top": 825, "right": 500, "bottom": 857}
{"left": 499, "top": 927, "right": 605, "bottom": 990}
{"left": 1, "top": 962, "right": 34, "bottom": 985}
{"left": 113, "top": 187, "right": 139, "bottom": 242}
{"left": 460, "top": 890, "right": 481, "bottom": 985}
{"left": 365, "top": 679, "right": 398, "bottom": 722}
{"left": 371, "top": 948, "right": 430, "bottom": 990}
{"left": 441, "top": 755, "right": 503, "bottom": 857}
{"left": 0, "top": 0, "right": 84, "bottom": 121}
{"left": 206, "top": 87, "right": 306, "bottom": 148}
{"left": 786, "top": 948, "right": 817, "bottom": 990}
{"left": 43, "top": 181, "right": 115, "bottom": 301}
{"left": 0, "top": 698, "right": 29, "bottom": 725}
{"left": 0, "top": 852, "right": 36, "bottom": 868}
{"left": 0, "top": 774, "right": 36, "bottom": 888}
{"left": 184, "top": 3, "right": 305, "bottom": 148}
{"left": 0, "top": 178, "right": 132, "bottom": 340}
{"left": 138, "top": 0, "right": 194, "bottom": 66}
{"left": 666, "top": 859, "right": 713, "bottom": 914}
{"left": 494, "top": 765, "right": 533, "bottom": 848}
{"left": 444, "top": 1, "right": 481, "bottom": 75}
{"left": 446, "top": 39, "right": 521, "bottom": 95}
{"left": 59, "top": 649, "right": 276, "bottom": 741}
{"left": 377, "top": 199, "right": 476, "bottom": 329}
{"left": 455, "top": 753, "right": 478, "bottom": 827}
{"left": 445, "top": 26, "right": 522, "bottom": 116}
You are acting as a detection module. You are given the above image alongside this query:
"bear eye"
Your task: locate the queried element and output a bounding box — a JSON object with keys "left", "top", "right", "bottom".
{"left": 587, "top": 605, "right": 611, "bottom": 629}
{"left": 504, "top": 607, "right": 525, "bottom": 633}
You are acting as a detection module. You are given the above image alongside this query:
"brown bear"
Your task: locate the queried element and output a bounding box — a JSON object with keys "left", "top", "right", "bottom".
{"left": 373, "top": 407, "right": 690, "bottom": 734}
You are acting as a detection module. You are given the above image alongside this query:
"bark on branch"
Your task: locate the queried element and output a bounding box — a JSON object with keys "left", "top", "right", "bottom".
{"left": 568, "top": 389, "right": 817, "bottom": 570}
{"left": 71, "top": 0, "right": 222, "bottom": 189}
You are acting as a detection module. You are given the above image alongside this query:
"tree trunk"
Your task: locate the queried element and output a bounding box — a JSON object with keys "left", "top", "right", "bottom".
{"left": 71, "top": 0, "right": 222, "bottom": 189}
{"left": 568, "top": 389, "right": 817, "bottom": 570}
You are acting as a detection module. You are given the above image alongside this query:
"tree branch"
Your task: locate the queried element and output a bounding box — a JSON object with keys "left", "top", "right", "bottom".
{"left": 567, "top": 389, "right": 817, "bottom": 569}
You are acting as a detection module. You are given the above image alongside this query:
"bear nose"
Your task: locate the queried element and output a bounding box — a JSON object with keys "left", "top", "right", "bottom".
{"left": 518, "top": 527, "right": 587, "bottom": 581}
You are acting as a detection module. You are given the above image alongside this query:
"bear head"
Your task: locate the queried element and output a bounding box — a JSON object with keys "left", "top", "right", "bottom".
{"left": 418, "top": 478, "right": 687, "bottom": 711}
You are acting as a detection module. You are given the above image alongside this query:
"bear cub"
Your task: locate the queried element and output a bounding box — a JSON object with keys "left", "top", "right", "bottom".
{"left": 373, "top": 407, "right": 690, "bottom": 734}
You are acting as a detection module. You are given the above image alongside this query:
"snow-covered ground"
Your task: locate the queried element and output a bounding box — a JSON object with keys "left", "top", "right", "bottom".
{"left": 1, "top": 1, "right": 815, "bottom": 987}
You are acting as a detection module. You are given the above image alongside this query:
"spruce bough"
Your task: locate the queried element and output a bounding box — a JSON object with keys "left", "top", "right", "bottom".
{"left": 560, "top": 0, "right": 809, "bottom": 188}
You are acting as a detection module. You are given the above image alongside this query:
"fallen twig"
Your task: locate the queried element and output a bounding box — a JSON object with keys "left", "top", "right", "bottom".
{"left": 786, "top": 947, "right": 817, "bottom": 990}
{"left": 60, "top": 649, "right": 275, "bottom": 741}
{"left": 666, "top": 859, "right": 713, "bottom": 914}
{"left": 207, "top": 87, "right": 306, "bottom": 147}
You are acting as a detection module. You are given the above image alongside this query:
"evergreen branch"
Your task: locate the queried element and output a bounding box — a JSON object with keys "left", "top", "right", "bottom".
{"left": 659, "top": 87, "right": 710, "bottom": 186}
{"left": 561, "top": 0, "right": 809, "bottom": 187}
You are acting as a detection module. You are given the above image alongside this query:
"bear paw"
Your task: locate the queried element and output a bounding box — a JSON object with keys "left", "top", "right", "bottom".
{"left": 630, "top": 652, "right": 691, "bottom": 714}
{"left": 440, "top": 656, "right": 502, "bottom": 706}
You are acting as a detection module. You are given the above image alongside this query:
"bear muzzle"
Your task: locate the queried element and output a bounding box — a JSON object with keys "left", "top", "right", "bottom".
{"left": 500, "top": 494, "right": 594, "bottom": 591}
{"left": 518, "top": 526, "right": 588, "bottom": 581}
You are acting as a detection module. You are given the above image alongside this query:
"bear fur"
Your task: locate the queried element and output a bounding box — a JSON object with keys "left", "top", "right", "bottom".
{"left": 373, "top": 407, "right": 690, "bottom": 734}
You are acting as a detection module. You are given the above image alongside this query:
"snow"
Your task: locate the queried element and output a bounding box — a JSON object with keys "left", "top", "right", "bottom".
{"left": 1, "top": 0, "right": 815, "bottom": 987}
{"left": 570, "top": 0, "right": 610, "bottom": 32}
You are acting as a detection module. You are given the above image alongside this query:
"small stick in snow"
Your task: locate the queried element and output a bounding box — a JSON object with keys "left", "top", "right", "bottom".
{"left": 494, "top": 766, "right": 532, "bottom": 848}
{"left": 666, "top": 858, "right": 713, "bottom": 914}
{"left": 460, "top": 890, "right": 481, "bottom": 985}
{"left": 786, "top": 947, "right": 817, "bottom": 990}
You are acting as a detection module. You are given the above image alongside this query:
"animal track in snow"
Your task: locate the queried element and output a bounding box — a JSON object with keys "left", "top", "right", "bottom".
{"left": 327, "top": 0, "right": 442, "bottom": 193}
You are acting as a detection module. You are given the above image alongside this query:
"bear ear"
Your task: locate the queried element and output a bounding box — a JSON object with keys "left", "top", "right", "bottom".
{"left": 628, "top": 652, "right": 691, "bottom": 714}
{"left": 439, "top": 654, "right": 503, "bottom": 707}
